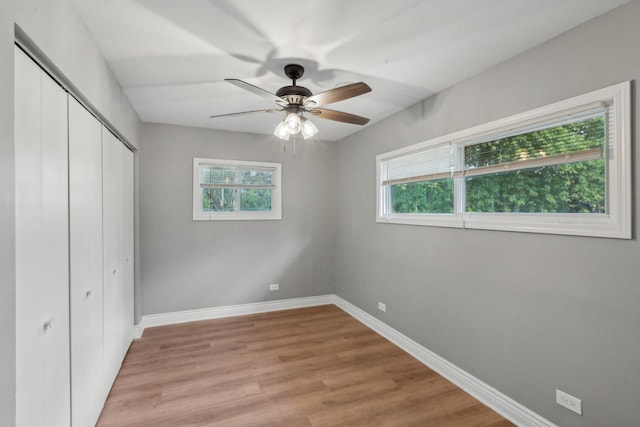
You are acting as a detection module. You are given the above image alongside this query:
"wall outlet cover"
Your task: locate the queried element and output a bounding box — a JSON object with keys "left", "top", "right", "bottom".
{"left": 269, "top": 284, "right": 279, "bottom": 291}
{"left": 556, "top": 389, "right": 582, "bottom": 415}
{"left": 378, "top": 302, "right": 386, "bottom": 312}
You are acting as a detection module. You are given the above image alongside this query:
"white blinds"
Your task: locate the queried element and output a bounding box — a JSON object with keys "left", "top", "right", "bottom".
{"left": 456, "top": 147, "right": 602, "bottom": 179}
{"left": 199, "top": 165, "right": 275, "bottom": 189}
{"left": 458, "top": 102, "right": 606, "bottom": 149}
{"left": 382, "top": 144, "right": 452, "bottom": 186}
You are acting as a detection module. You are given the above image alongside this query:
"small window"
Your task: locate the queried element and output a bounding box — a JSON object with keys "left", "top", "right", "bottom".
{"left": 193, "top": 158, "right": 282, "bottom": 220}
{"left": 377, "top": 82, "right": 631, "bottom": 238}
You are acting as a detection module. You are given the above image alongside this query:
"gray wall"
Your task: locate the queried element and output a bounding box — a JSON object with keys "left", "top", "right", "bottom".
{"left": 334, "top": 2, "right": 640, "bottom": 427}
{"left": 140, "top": 123, "right": 335, "bottom": 315}
{"left": 1, "top": 1, "right": 141, "bottom": 424}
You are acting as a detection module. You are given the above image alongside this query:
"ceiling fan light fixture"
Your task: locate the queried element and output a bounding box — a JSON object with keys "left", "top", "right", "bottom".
{"left": 301, "top": 117, "right": 318, "bottom": 139}
{"left": 274, "top": 121, "right": 290, "bottom": 140}
{"left": 212, "top": 65, "right": 371, "bottom": 143}
{"left": 284, "top": 112, "right": 302, "bottom": 134}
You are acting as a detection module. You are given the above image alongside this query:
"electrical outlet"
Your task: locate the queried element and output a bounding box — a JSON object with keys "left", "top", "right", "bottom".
{"left": 269, "top": 283, "right": 279, "bottom": 291}
{"left": 556, "top": 389, "right": 582, "bottom": 415}
{"left": 378, "top": 302, "right": 386, "bottom": 312}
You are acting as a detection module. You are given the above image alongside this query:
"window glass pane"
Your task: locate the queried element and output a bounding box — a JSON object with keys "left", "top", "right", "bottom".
{"left": 391, "top": 178, "right": 454, "bottom": 214}
{"left": 240, "top": 188, "right": 272, "bottom": 211}
{"left": 202, "top": 188, "right": 237, "bottom": 211}
{"left": 465, "top": 159, "right": 605, "bottom": 213}
{"left": 465, "top": 116, "right": 605, "bottom": 168}
{"left": 464, "top": 115, "right": 606, "bottom": 214}
{"left": 241, "top": 169, "right": 273, "bottom": 186}
{"left": 201, "top": 166, "right": 237, "bottom": 185}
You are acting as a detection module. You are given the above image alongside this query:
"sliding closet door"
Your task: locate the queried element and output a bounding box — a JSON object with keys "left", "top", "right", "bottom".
{"left": 122, "top": 146, "right": 135, "bottom": 349}
{"left": 15, "top": 47, "right": 70, "bottom": 427}
{"left": 103, "top": 129, "right": 133, "bottom": 388}
{"left": 69, "top": 97, "right": 106, "bottom": 427}
{"left": 39, "top": 56, "right": 72, "bottom": 427}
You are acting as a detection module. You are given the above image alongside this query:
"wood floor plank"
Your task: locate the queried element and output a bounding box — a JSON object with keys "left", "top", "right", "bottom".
{"left": 98, "top": 305, "right": 513, "bottom": 426}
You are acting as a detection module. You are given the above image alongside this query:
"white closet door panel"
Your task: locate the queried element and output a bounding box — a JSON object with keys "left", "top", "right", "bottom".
{"left": 15, "top": 46, "right": 70, "bottom": 427}
{"left": 69, "top": 97, "right": 106, "bottom": 427}
{"left": 102, "top": 128, "right": 124, "bottom": 389}
{"left": 15, "top": 46, "right": 46, "bottom": 427}
{"left": 40, "top": 66, "right": 71, "bottom": 427}
{"left": 122, "top": 147, "right": 135, "bottom": 349}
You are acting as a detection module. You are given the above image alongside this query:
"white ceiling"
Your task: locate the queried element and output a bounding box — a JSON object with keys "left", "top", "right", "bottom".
{"left": 74, "top": 0, "right": 629, "bottom": 141}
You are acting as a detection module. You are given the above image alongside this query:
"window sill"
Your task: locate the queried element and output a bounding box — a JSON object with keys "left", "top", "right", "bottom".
{"left": 193, "top": 212, "right": 282, "bottom": 221}
{"left": 377, "top": 212, "right": 630, "bottom": 239}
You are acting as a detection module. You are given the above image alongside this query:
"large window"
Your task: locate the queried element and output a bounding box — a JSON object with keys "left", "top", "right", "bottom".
{"left": 193, "top": 158, "right": 282, "bottom": 220}
{"left": 377, "top": 82, "right": 631, "bottom": 238}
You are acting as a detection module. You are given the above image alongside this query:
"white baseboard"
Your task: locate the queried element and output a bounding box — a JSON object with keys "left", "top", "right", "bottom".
{"left": 133, "top": 293, "right": 554, "bottom": 427}
{"left": 134, "top": 294, "right": 335, "bottom": 336}
{"left": 133, "top": 324, "right": 144, "bottom": 339}
{"left": 333, "top": 296, "right": 556, "bottom": 427}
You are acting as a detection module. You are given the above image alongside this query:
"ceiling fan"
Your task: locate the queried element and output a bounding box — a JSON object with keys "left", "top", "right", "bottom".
{"left": 210, "top": 64, "right": 372, "bottom": 140}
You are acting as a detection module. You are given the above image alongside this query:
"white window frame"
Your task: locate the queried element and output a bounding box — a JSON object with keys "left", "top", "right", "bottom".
{"left": 376, "top": 82, "right": 631, "bottom": 239}
{"left": 193, "top": 157, "right": 282, "bottom": 221}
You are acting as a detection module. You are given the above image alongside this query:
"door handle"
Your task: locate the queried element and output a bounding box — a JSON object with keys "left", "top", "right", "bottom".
{"left": 43, "top": 318, "right": 55, "bottom": 332}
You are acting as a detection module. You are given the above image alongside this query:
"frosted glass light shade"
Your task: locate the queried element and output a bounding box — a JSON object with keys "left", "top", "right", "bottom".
{"left": 284, "top": 112, "right": 302, "bottom": 134}
{"left": 274, "top": 121, "right": 290, "bottom": 140}
{"left": 301, "top": 118, "right": 318, "bottom": 139}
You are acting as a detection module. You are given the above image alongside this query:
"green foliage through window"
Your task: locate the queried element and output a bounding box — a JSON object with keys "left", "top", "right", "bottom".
{"left": 240, "top": 189, "right": 272, "bottom": 211}
{"left": 203, "top": 188, "right": 236, "bottom": 212}
{"left": 391, "top": 179, "right": 453, "bottom": 213}
{"left": 465, "top": 160, "right": 605, "bottom": 213}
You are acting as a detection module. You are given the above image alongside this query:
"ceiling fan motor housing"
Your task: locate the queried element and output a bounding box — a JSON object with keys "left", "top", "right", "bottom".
{"left": 276, "top": 85, "right": 312, "bottom": 106}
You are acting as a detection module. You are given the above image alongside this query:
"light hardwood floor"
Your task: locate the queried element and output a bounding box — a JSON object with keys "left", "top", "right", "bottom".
{"left": 97, "top": 305, "right": 513, "bottom": 426}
